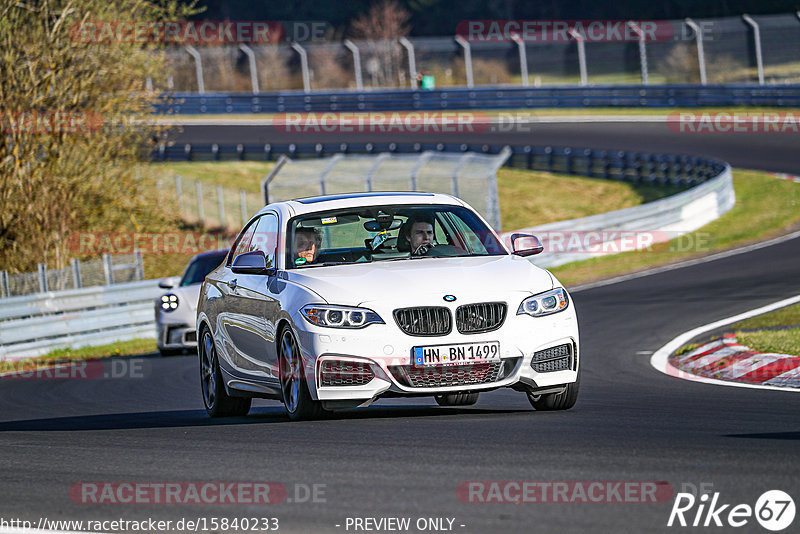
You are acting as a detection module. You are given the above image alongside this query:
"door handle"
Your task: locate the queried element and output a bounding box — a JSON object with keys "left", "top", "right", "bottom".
{"left": 227, "top": 279, "right": 238, "bottom": 290}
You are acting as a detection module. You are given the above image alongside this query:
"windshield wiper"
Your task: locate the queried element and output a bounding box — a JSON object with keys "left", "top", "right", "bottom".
{"left": 322, "top": 259, "right": 373, "bottom": 266}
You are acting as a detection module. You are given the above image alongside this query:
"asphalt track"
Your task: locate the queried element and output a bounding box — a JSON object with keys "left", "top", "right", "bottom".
{"left": 170, "top": 121, "right": 800, "bottom": 175}
{"left": 1, "top": 123, "right": 799, "bottom": 533}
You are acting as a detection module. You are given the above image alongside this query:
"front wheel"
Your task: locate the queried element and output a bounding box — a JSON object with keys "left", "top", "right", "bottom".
{"left": 200, "top": 329, "right": 251, "bottom": 417}
{"left": 279, "top": 327, "right": 326, "bottom": 421}
{"left": 527, "top": 373, "right": 580, "bottom": 411}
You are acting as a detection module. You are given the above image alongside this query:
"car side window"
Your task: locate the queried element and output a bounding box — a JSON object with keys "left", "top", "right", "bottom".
{"left": 229, "top": 220, "right": 258, "bottom": 265}
{"left": 249, "top": 213, "right": 279, "bottom": 268}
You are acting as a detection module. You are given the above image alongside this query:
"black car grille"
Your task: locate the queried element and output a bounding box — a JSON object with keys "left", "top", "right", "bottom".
{"left": 319, "top": 360, "right": 374, "bottom": 386}
{"left": 531, "top": 343, "right": 573, "bottom": 373}
{"left": 394, "top": 307, "right": 452, "bottom": 336}
{"left": 456, "top": 302, "right": 507, "bottom": 334}
{"left": 389, "top": 359, "right": 518, "bottom": 388}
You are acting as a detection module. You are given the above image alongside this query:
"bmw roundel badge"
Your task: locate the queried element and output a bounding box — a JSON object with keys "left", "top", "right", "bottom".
{"left": 443, "top": 295, "right": 456, "bottom": 302}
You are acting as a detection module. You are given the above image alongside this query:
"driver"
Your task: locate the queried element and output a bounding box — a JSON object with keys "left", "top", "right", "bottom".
{"left": 401, "top": 215, "right": 436, "bottom": 255}
{"left": 294, "top": 227, "right": 321, "bottom": 264}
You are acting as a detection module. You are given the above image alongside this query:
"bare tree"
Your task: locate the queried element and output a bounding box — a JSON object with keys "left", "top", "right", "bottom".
{"left": 349, "top": 0, "right": 411, "bottom": 88}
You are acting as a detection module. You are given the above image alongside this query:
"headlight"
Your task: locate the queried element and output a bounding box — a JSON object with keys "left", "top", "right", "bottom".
{"left": 301, "top": 305, "right": 384, "bottom": 329}
{"left": 160, "top": 294, "right": 179, "bottom": 311}
{"left": 517, "top": 288, "right": 569, "bottom": 317}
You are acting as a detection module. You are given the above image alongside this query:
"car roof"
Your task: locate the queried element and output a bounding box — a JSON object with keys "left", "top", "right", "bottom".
{"left": 255, "top": 191, "right": 466, "bottom": 219}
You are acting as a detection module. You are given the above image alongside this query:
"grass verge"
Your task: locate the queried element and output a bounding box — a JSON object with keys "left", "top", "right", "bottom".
{"left": 676, "top": 303, "right": 800, "bottom": 357}
{"left": 0, "top": 338, "right": 157, "bottom": 374}
{"left": 551, "top": 168, "right": 800, "bottom": 287}
{"left": 736, "top": 329, "right": 800, "bottom": 356}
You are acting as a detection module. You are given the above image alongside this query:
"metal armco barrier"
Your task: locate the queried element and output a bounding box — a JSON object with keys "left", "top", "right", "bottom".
{"left": 156, "top": 85, "right": 800, "bottom": 114}
{"left": 153, "top": 141, "right": 726, "bottom": 189}
{"left": 502, "top": 164, "right": 735, "bottom": 268}
{"left": 0, "top": 280, "right": 161, "bottom": 360}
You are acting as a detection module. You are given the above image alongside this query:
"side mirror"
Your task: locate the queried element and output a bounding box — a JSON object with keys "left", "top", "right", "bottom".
{"left": 158, "top": 276, "right": 179, "bottom": 289}
{"left": 510, "top": 233, "right": 544, "bottom": 257}
{"left": 231, "top": 250, "right": 273, "bottom": 274}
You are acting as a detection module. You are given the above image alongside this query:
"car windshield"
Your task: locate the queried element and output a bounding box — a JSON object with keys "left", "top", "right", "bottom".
{"left": 180, "top": 251, "right": 228, "bottom": 286}
{"left": 286, "top": 204, "right": 506, "bottom": 269}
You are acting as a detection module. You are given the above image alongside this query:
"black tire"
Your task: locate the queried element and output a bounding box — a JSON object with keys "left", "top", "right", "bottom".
{"left": 527, "top": 373, "right": 580, "bottom": 411}
{"left": 158, "top": 347, "right": 184, "bottom": 357}
{"left": 435, "top": 392, "right": 480, "bottom": 406}
{"left": 279, "top": 327, "right": 326, "bottom": 421}
{"left": 200, "top": 328, "right": 251, "bottom": 417}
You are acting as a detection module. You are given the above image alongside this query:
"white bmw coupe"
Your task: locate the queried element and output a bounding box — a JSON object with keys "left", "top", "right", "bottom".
{"left": 196, "top": 192, "right": 580, "bottom": 420}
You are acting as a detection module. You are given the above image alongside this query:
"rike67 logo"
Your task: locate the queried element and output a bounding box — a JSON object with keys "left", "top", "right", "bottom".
{"left": 668, "top": 489, "right": 795, "bottom": 531}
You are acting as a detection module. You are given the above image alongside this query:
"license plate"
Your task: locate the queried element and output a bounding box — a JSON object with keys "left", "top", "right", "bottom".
{"left": 412, "top": 341, "right": 500, "bottom": 367}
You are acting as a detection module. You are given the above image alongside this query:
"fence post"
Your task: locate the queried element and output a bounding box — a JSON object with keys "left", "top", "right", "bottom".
{"left": 238, "top": 44, "right": 260, "bottom": 93}
{"left": 37, "top": 263, "right": 48, "bottom": 293}
{"left": 409, "top": 151, "right": 434, "bottom": 191}
{"left": 71, "top": 258, "right": 82, "bottom": 289}
{"left": 365, "top": 153, "right": 390, "bottom": 192}
{"left": 291, "top": 42, "right": 311, "bottom": 93}
{"left": 451, "top": 153, "right": 474, "bottom": 197}
{"left": 684, "top": 19, "right": 707, "bottom": 85}
{"left": 741, "top": 15, "right": 765, "bottom": 85}
{"left": 399, "top": 37, "right": 417, "bottom": 89}
{"left": 185, "top": 45, "right": 205, "bottom": 94}
{"left": 240, "top": 189, "right": 248, "bottom": 224}
{"left": 217, "top": 184, "right": 226, "bottom": 227}
{"left": 343, "top": 39, "right": 364, "bottom": 90}
{"left": 627, "top": 22, "right": 649, "bottom": 85}
{"left": 454, "top": 35, "right": 474, "bottom": 88}
{"left": 102, "top": 254, "right": 113, "bottom": 285}
{"left": 261, "top": 155, "right": 290, "bottom": 205}
{"left": 196, "top": 180, "right": 205, "bottom": 223}
{"left": 569, "top": 28, "right": 588, "bottom": 86}
{"left": 319, "top": 154, "right": 345, "bottom": 195}
{"left": 0, "top": 270, "right": 9, "bottom": 298}
{"left": 175, "top": 174, "right": 183, "bottom": 216}
{"left": 510, "top": 34, "right": 529, "bottom": 87}
{"left": 134, "top": 249, "right": 144, "bottom": 280}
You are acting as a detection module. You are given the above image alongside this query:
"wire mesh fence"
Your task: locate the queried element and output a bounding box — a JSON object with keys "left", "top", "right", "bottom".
{"left": 264, "top": 150, "right": 509, "bottom": 229}
{"left": 157, "top": 13, "right": 800, "bottom": 93}
{"left": 0, "top": 253, "right": 144, "bottom": 299}
{"left": 157, "top": 175, "right": 262, "bottom": 229}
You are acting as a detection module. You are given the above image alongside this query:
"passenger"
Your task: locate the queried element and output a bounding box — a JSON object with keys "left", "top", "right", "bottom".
{"left": 399, "top": 215, "right": 436, "bottom": 256}
{"left": 294, "top": 227, "right": 321, "bottom": 264}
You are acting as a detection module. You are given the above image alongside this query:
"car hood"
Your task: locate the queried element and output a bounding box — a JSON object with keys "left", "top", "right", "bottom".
{"left": 287, "top": 255, "right": 554, "bottom": 306}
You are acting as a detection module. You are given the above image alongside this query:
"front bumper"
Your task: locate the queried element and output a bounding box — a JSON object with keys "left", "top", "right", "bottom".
{"left": 295, "top": 303, "right": 579, "bottom": 402}
{"left": 156, "top": 322, "right": 198, "bottom": 350}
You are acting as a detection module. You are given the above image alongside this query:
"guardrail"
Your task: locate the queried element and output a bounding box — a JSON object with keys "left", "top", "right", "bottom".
{"left": 157, "top": 84, "right": 800, "bottom": 114}
{"left": 0, "top": 280, "right": 160, "bottom": 360}
{"left": 501, "top": 164, "right": 735, "bottom": 268}
{"left": 154, "top": 141, "right": 725, "bottom": 188}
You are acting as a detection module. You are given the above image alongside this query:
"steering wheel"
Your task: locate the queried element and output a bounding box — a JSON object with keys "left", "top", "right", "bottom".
{"left": 413, "top": 242, "right": 437, "bottom": 256}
